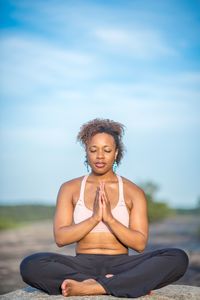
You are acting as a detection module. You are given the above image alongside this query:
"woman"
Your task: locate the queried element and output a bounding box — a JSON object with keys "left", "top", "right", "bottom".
{"left": 20, "top": 118, "right": 188, "bottom": 298}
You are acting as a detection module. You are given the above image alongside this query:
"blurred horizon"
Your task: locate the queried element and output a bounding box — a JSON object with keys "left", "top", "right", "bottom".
{"left": 0, "top": 198, "right": 198, "bottom": 210}
{"left": 1, "top": 0, "right": 200, "bottom": 209}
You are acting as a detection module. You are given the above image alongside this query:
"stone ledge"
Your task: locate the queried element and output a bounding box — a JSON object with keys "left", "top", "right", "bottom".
{"left": 0, "top": 285, "right": 200, "bottom": 300}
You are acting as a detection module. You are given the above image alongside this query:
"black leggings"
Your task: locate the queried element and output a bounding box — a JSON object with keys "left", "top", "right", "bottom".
{"left": 20, "top": 248, "right": 188, "bottom": 298}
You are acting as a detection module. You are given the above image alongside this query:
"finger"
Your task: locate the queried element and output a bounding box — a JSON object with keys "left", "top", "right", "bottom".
{"left": 97, "top": 187, "right": 102, "bottom": 198}
{"left": 99, "top": 196, "right": 103, "bottom": 207}
{"left": 103, "top": 184, "right": 109, "bottom": 198}
{"left": 101, "top": 193, "right": 105, "bottom": 203}
{"left": 101, "top": 187, "right": 108, "bottom": 203}
{"left": 94, "top": 188, "right": 101, "bottom": 208}
{"left": 102, "top": 193, "right": 111, "bottom": 210}
{"left": 101, "top": 189, "right": 108, "bottom": 201}
{"left": 99, "top": 181, "right": 104, "bottom": 192}
{"left": 99, "top": 184, "right": 105, "bottom": 202}
{"left": 95, "top": 187, "right": 100, "bottom": 197}
{"left": 101, "top": 195, "right": 106, "bottom": 208}
{"left": 101, "top": 193, "right": 109, "bottom": 206}
{"left": 98, "top": 188, "right": 103, "bottom": 200}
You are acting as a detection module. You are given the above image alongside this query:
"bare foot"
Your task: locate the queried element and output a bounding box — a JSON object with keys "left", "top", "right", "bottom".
{"left": 61, "top": 278, "right": 106, "bottom": 297}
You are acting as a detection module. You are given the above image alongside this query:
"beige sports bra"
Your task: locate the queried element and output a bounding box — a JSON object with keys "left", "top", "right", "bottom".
{"left": 73, "top": 175, "right": 129, "bottom": 232}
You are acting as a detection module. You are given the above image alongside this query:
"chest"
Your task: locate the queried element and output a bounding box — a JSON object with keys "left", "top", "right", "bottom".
{"left": 73, "top": 181, "right": 132, "bottom": 211}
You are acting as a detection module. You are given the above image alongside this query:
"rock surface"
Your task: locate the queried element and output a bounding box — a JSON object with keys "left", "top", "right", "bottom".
{"left": 0, "top": 285, "right": 200, "bottom": 300}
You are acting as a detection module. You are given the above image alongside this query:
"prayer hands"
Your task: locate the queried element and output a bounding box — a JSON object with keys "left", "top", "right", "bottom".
{"left": 93, "top": 182, "right": 114, "bottom": 224}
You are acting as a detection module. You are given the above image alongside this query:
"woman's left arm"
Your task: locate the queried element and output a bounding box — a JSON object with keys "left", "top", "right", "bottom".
{"left": 102, "top": 182, "right": 148, "bottom": 253}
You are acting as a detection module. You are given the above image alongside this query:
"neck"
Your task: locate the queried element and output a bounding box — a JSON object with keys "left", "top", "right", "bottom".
{"left": 89, "top": 171, "right": 117, "bottom": 182}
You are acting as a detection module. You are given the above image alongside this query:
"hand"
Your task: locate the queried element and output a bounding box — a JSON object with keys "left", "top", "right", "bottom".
{"left": 92, "top": 187, "right": 103, "bottom": 222}
{"left": 100, "top": 182, "right": 114, "bottom": 224}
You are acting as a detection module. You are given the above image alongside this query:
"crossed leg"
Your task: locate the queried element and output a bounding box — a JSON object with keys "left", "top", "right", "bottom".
{"left": 20, "top": 249, "right": 188, "bottom": 297}
{"left": 61, "top": 249, "right": 188, "bottom": 298}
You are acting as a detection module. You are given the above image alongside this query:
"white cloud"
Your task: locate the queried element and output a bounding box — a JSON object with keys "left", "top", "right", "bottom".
{"left": 0, "top": 127, "right": 68, "bottom": 147}
{"left": 94, "top": 27, "right": 177, "bottom": 58}
{"left": 1, "top": 68, "right": 199, "bottom": 141}
{"left": 4, "top": 1, "right": 178, "bottom": 60}
{"left": 0, "top": 34, "right": 99, "bottom": 97}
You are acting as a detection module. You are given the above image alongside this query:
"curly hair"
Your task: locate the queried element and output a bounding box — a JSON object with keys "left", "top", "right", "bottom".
{"left": 77, "top": 118, "right": 126, "bottom": 165}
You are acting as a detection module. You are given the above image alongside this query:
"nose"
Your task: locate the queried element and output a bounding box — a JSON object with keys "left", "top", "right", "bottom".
{"left": 97, "top": 150, "right": 104, "bottom": 159}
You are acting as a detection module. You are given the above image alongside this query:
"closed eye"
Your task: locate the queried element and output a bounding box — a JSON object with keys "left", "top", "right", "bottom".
{"left": 89, "top": 149, "right": 112, "bottom": 153}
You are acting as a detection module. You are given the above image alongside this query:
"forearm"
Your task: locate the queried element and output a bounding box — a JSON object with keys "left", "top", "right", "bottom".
{"left": 107, "top": 218, "right": 147, "bottom": 252}
{"left": 54, "top": 216, "right": 98, "bottom": 246}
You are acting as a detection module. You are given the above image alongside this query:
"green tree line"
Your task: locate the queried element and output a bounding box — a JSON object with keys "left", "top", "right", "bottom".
{"left": 0, "top": 204, "right": 55, "bottom": 230}
{"left": 140, "top": 181, "right": 172, "bottom": 222}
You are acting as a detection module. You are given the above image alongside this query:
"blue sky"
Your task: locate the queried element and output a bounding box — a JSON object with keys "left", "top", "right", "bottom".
{"left": 0, "top": 0, "right": 200, "bottom": 208}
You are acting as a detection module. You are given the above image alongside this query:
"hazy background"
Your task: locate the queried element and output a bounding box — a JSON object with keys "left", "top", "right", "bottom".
{"left": 1, "top": 0, "right": 200, "bottom": 209}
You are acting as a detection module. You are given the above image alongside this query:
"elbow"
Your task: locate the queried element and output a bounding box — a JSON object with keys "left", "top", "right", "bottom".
{"left": 54, "top": 233, "right": 66, "bottom": 247}
{"left": 138, "top": 233, "right": 148, "bottom": 253}
{"left": 55, "top": 237, "right": 65, "bottom": 247}
{"left": 136, "top": 245, "right": 146, "bottom": 253}
{"left": 54, "top": 233, "right": 73, "bottom": 247}
{"left": 54, "top": 227, "right": 68, "bottom": 247}
{"left": 130, "top": 242, "right": 146, "bottom": 253}
{"left": 134, "top": 237, "right": 148, "bottom": 253}
{"left": 56, "top": 241, "right": 64, "bottom": 248}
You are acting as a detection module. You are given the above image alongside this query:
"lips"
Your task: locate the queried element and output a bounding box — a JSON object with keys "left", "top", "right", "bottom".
{"left": 95, "top": 162, "right": 106, "bottom": 168}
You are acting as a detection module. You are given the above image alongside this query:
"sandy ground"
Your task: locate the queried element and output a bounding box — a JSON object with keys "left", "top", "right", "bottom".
{"left": 0, "top": 215, "right": 199, "bottom": 295}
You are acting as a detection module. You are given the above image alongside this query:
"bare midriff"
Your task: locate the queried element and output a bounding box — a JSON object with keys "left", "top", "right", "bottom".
{"left": 76, "top": 232, "right": 128, "bottom": 255}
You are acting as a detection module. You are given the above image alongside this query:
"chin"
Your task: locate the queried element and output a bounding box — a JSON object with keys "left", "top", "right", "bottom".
{"left": 92, "top": 167, "right": 111, "bottom": 175}
{"left": 93, "top": 169, "right": 105, "bottom": 175}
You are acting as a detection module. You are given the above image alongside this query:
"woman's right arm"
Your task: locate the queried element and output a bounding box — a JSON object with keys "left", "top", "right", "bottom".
{"left": 53, "top": 180, "right": 101, "bottom": 247}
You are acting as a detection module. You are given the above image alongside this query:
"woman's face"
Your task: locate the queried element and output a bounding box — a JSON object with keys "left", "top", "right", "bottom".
{"left": 86, "top": 133, "right": 118, "bottom": 175}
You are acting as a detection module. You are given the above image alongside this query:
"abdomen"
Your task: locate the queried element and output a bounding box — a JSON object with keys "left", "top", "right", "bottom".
{"left": 76, "top": 232, "right": 128, "bottom": 254}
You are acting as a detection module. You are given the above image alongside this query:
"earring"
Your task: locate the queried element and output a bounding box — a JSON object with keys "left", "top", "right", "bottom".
{"left": 84, "top": 157, "right": 90, "bottom": 173}
{"left": 113, "top": 160, "right": 117, "bottom": 173}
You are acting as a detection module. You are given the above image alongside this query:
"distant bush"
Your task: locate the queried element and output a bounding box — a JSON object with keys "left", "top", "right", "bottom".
{"left": 140, "top": 181, "right": 173, "bottom": 222}
{"left": 175, "top": 197, "right": 200, "bottom": 215}
{"left": 175, "top": 208, "right": 200, "bottom": 215}
{"left": 147, "top": 198, "right": 172, "bottom": 222}
{"left": 0, "top": 204, "right": 55, "bottom": 230}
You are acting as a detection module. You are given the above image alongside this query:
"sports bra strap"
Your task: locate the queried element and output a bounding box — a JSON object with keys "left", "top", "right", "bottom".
{"left": 116, "top": 175, "right": 124, "bottom": 202}
{"left": 79, "top": 175, "right": 89, "bottom": 200}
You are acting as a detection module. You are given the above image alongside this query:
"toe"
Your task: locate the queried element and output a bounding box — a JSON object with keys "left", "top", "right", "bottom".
{"left": 62, "top": 287, "right": 69, "bottom": 297}
{"left": 61, "top": 279, "right": 67, "bottom": 290}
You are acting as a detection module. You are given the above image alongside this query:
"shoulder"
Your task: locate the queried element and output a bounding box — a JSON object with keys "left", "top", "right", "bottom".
{"left": 58, "top": 176, "right": 85, "bottom": 194}
{"left": 120, "top": 176, "right": 146, "bottom": 199}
